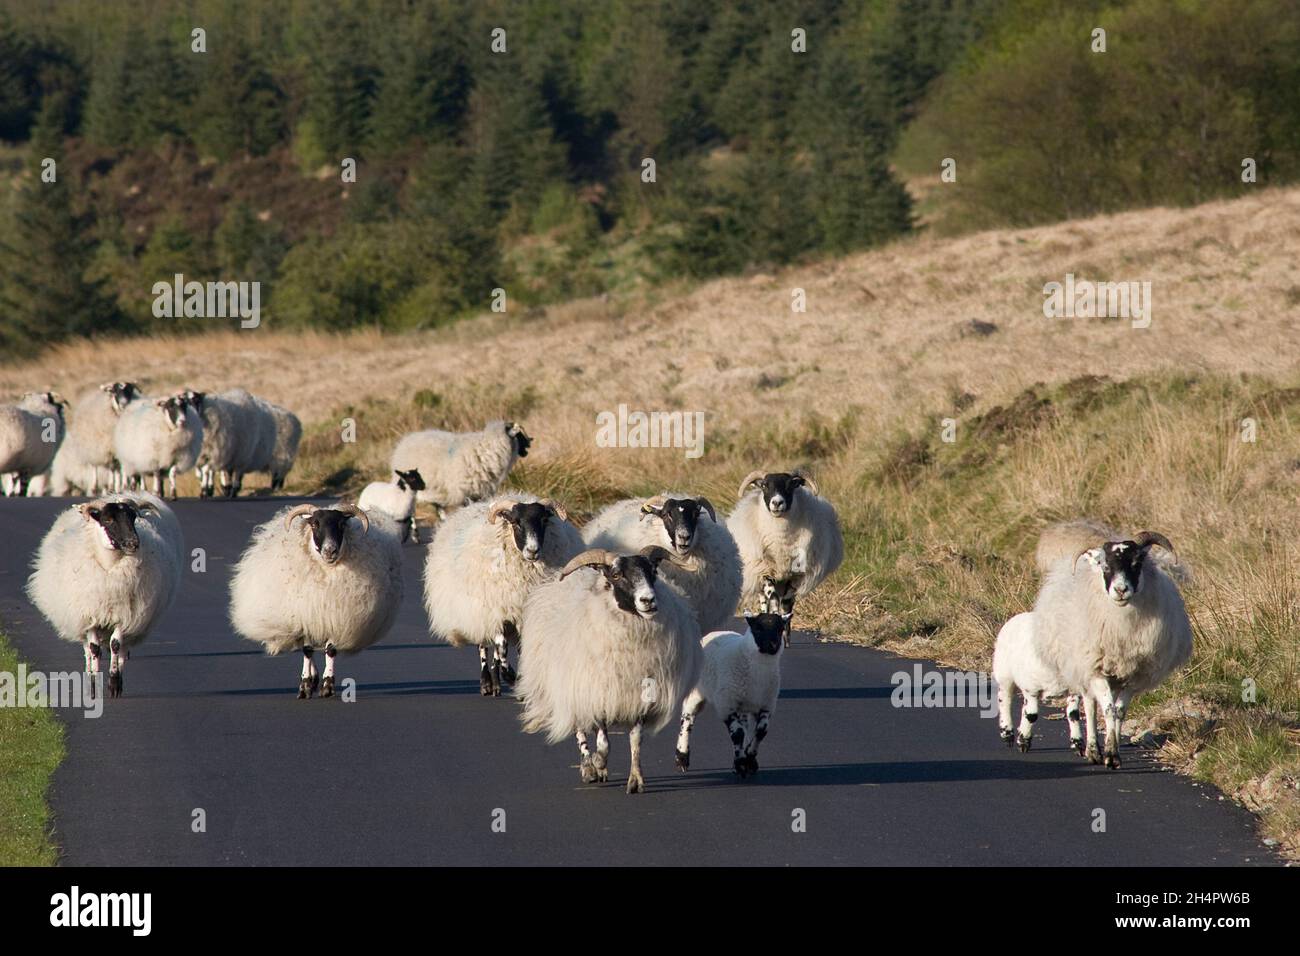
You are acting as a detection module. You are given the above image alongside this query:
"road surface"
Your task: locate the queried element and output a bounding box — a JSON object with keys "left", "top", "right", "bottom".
{"left": 0, "top": 498, "right": 1276, "bottom": 865}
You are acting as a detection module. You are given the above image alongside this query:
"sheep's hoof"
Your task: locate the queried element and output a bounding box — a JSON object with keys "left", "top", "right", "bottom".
{"left": 1085, "top": 748, "right": 1102, "bottom": 765}
{"left": 501, "top": 664, "right": 517, "bottom": 685}
{"left": 320, "top": 676, "right": 335, "bottom": 699}
{"left": 107, "top": 671, "right": 123, "bottom": 699}
{"left": 1104, "top": 752, "right": 1121, "bottom": 770}
{"left": 744, "top": 754, "right": 759, "bottom": 775}
{"left": 297, "top": 677, "right": 314, "bottom": 700}
{"left": 999, "top": 728, "right": 1014, "bottom": 746}
{"left": 489, "top": 664, "right": 502, "bottom": 697}
{"left": 592, "top": 753, "right": 609, "bottom": 782}
{"left": 1016, "top": 733, "right": 1031, "bottom": 753}
{"left": 732, "top": 757, "right": 750, "bottom": 779}
{"left": 579, "top": 756, "right": 598, "bottom": 784}
{"left": 479, "top": 667, "right": 494, "bottom": 697}
{"left": 1070, "top": 737, "right": 1085, "bottom": 755}
{"left": 625, "top": 771, "right": 645, "bottom": 794}
{"left": 674, "top": 750, "right": 690, "bottom": 772}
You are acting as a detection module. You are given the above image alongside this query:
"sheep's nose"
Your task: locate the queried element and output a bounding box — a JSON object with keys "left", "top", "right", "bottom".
{"left": 769, "top": 497, "right": 787, "bottom": 514}
{"left": 674, "top": 534, "right": 693, "bottom": 552}
{"left": 523, "top": 547, "right": 539, "bottom": 560}
{"left": 636, "top": 595, "right": 657, "bottom": 614}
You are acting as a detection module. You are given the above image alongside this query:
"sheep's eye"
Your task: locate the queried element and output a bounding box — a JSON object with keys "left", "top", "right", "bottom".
{"left": 88, "top": 509, "right": 100, "bottom": 519}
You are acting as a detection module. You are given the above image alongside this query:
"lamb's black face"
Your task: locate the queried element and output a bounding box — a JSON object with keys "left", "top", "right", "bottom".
{"left": 396, "top": 469, "right": 425, "bottom": 492}
{"left": 304, "top": 509, "right": 353, "bottom": 565}
{"left": 508, "top": 423, "right": 532, "bottom": 458}
{"left": 602, "top": 555, "right": 660, "bottom": 618}
{"left": 746, "top": 614, "right": 786, "bottom": 655}
{"left": 645, "top": 498, "right": 709, "bottom": 555}
{"left": 499, "top": 502, "right": 555, "bottom": 561}
{"left": 759, "top": 473, "right": 805, "bottom": 516}
{"left": 83, "top": 502, "right": 140, "bottom": 554}
{"left": 1087, "top": 541, "right": 1147, "bottom": 606}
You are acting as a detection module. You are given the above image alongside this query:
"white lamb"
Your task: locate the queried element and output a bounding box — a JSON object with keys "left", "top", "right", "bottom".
{"left": 991, "top": 611, "right": 1083, "bottom": 753}
{"left": 674, "top": 613, "right": 786, "bottom": 778}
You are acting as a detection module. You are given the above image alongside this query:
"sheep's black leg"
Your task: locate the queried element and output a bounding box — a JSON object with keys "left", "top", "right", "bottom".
{"left": 500, "top": 622, "right": 518, "bottom": 684}
{"left": 478, "top": 646, "right": 494, "bottom": 696}
{"left": 298, "top": 646, "right": 317, "bottom": 699}
{"left": 726, "top": 712, "right": 749, "bottom": 778}
{"left": 84, "top": 636, "right": 100, "bottom": 701}
{"left": 594, "top": 721, "right": 610, "bottom": 782}
{"left": 489, "top": 633, "right": 506, "bottom": 696}
{"left": 744, "top": 708, "right": 769, "bottom": 774}
{"left": 626, "top": 719, "right": 645, "bottom": 794}
{"left": 107, "top": 634, "right": 125, "bottom": 698}
{"left": 320, "top": 643, "right": 337, "bottom": 698}
{"left": 576, "top": 729, "right": 598, "bottom": 783}
{"left": 408, "top": 516, "right": 420, "bottom": 543}
{"left": 1066, "top": 695, "right": 1084, "bottom": 754}
{"left": 779, "top": 584, "right": 797, "bottom": 648}
{"left": 675, "top": 691, "right": 705, "bottom": 771}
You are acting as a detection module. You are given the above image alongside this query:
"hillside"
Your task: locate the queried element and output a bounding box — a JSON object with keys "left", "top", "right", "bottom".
{"left": 4, "top": 185, "right": 1300, "bottom": 854}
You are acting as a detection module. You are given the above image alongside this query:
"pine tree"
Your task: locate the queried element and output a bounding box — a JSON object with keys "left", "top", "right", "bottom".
{"left": 0, "top": 95, "right": 122, "bottom": 356}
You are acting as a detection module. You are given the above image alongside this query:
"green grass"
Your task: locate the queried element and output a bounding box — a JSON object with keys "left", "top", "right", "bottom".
{"left": 0, "top": 629, "right": 64, "bottom": 866}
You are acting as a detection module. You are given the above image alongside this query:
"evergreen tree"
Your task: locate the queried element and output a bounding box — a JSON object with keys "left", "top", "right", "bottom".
{"left": 0, "top": 95, "right": 122, "bottom": 356}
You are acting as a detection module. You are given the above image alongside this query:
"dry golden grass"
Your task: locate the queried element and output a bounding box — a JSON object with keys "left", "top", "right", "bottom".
{"left": 4, "top": 185, "right": 1298, "bottom": 853}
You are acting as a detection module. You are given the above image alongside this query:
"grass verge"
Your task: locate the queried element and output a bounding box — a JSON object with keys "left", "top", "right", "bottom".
{"left": 0, "top": 629, "right": 63, "bottom": 866}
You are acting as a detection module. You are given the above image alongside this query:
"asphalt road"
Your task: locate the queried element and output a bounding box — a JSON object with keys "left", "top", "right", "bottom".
{"left": 0, "top": 497, "right": 1276, "bottom": 866}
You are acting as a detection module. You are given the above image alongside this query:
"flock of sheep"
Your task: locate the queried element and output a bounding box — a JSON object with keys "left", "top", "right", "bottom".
{"left": 6, "top": 381, "right": 1195, "bottom": 790}
{"left": 0, "top": 384, "right": 300, "bottom": 500}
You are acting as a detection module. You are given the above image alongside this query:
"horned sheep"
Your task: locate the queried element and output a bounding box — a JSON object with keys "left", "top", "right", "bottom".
{"left": 582, "top": 492, "right": 742, "bottom": 634}
{"left": 423, "top": 494, "right": 584, "bottom": 695}
{"left": 519, "top": 547, "right": 702, "bottom": 794}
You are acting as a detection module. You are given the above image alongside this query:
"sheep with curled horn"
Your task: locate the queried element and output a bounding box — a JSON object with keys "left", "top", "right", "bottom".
{"left": 229, "top": 502, "right": 403, "bottom": 698}
{"left": 1031, "top": 523, "right": 1190, "bottom": 769}
{"left": 422, "top": 493, "right": 584, "bottom": 696}
{"left": 518, "top": 545, "right": 702, "bottom": 794}
{"left": 726, "top": 470, "right": 843, "bottom": 646}
{"left": 581, "top": 491, "right": 742, "bottom": 634}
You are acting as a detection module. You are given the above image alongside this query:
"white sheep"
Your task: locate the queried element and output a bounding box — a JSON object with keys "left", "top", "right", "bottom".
{"left": 582, "top": 492, "right": 742, "bottom": 634}
{"left": 358, "top": 468, "right": 426, "bottom": 543}
{"left": 229, "top": 503, "right": 403, "bottom": 698}
{"left": 519, "top": 546, "right": 702, "bottom": 794}
{"left": 991, "top": 611, "right": 1083, "bottom": 753}
{"left": 674, "top": 613, "right": 786, "bottom": 778}
{"left": 727, "top": 470, "right": 844, "bottom": 646}
{"left": 423, "top": 494, "right": 584, "bottom": 695}
{"left": 265, "top": 402, "right": 302, "bottom": 492}
{"left": 1032, "top": 525, "right": 1191, "bottom": 768}
{"left": 193, "top": 389, "right": 272, "bottom": 498}
{"left": 390, "top": 420, "right": 530, "bottom": 518}
{"left": 65, "top": 382, "right": 141, "bottom": 494}
{"left": 114, "top": 394, "right": 203, "bottom": 498}
{"left": 26, "top": 492, "right": 183, "bottom": 698}
{"left": 0, "top": 392, "right": 66, "bottom": 495}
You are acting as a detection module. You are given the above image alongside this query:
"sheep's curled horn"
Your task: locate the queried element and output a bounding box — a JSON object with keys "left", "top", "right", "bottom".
{"left": 793, "top": 471, "right": 819, "bottom": 496}
{"left": 1135, "top": 530, "right": 1177, "bottom": 563}
{"left": 640, "top": 494, "right": 716, "bottom": 523}
{"left": 737, "top": 471, "right": 766, "bottom": 501}
{"left": 284, "top": 503, "right": 370, "bottom": 535}
{"left": 559, "top": 545, "right": 694, "bottom": 579}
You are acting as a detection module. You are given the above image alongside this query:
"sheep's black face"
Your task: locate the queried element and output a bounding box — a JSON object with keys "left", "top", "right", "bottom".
{"left": 106, "top": 382, "right": 141, "bottom": 411}
{"left": 508, "top": 423, "right": 532, "bottom": 458}
{"left": 177, "top": 389, "right": 204, "bottom": 413}
{"left": 759, "top": 473, "right": 805, "bottom": 516}
{"left": 83, "top": 502, "right": 140, "bottom": 554}
{"left": 1085, "top": 541, "right": 1148, "bottom": 606}
{"left": 397, "top": 469, "right": 425, "bottom": 492}
{"left": 603, "top": 555, "right": 659, "bottom": 618}
{"left": 645, "top": 498, "right": 708, "bottom": 555}
{"left": 158, "top": 396, "right": 188, "bottom": 429}
{"left": 746, "top": 614, "right": 786, "bottom": 655}
{"left": 306, "top": 509, "right": 353, "bottom": 565}
{"left": 501, "top": 502, "right": 554, "bottom": 561}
